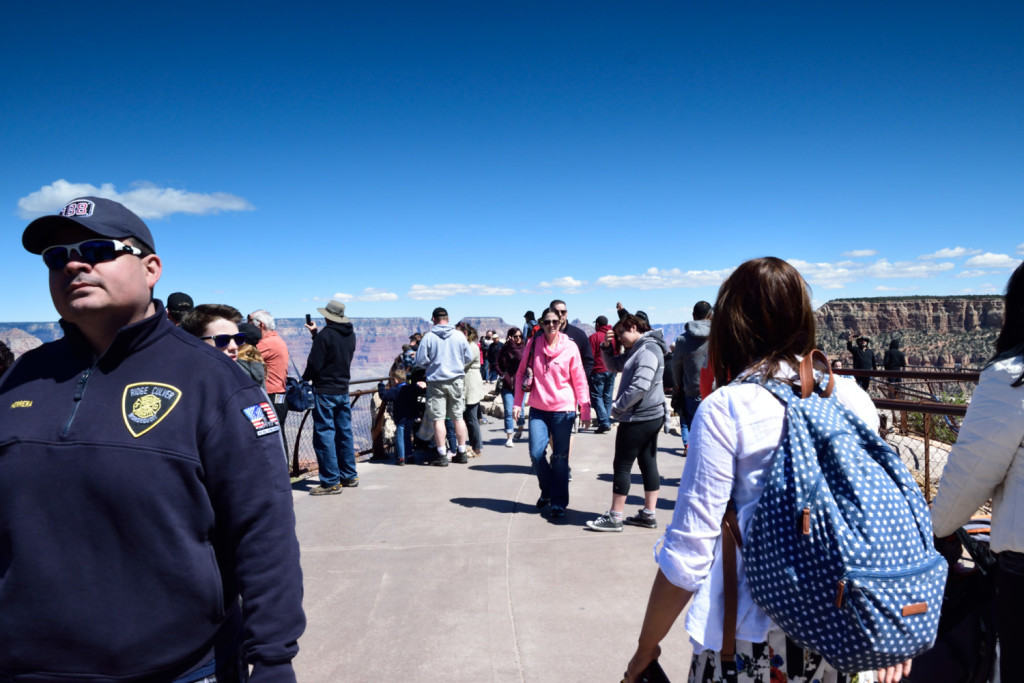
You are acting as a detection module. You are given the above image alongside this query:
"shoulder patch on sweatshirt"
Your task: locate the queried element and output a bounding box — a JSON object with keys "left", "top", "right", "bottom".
{"left": 122, "top": 382, "right": 182, "bottom": 437}
{"left": 242, "top": 401, "right": 281, "bottom": 437}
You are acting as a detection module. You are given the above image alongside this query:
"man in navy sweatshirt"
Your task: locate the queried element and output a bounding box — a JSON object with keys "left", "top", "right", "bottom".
{"left": 0, "top": 197, "right": 305, "bottom": 681}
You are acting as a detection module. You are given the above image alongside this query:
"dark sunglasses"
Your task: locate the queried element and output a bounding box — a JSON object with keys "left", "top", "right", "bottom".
{"left": 42, "top": 238, "right": 142, "bottom": 270}
{"left": 201, "top": 333, "right": 246, "bottom": 348}
{"left": 541, "top": 319, "right": 560, "bottom": 326}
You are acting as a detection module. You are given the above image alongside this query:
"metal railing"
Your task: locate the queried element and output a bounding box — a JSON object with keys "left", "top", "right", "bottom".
{"left": 833, "top": 367, "right": 978, "bottom": 502}
{"left": 286, "top": 377, "right": 389, "bottom": 478}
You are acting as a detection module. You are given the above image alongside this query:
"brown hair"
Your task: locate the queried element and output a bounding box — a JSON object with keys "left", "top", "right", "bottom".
{"left": 613, "top": 313, "right": 651, "bottom": 337}
{"left": 708, "top": 257, "right": 816, "bottom": 386}
{"left": 180, "top": 303, "right": 243, "bottom": 337}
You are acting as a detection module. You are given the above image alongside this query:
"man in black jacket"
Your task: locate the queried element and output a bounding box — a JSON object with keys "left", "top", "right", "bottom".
{"left": 1, "top": 197, "right": 304, "bottom": 681}
{"left": 304, "top": 297, "right": 358, "bottom": 493}
{"left": 846, "top": 334, "right": 878, "bottom": 391}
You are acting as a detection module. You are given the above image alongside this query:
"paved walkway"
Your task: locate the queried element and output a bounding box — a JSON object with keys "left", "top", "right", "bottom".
{"left": 291, "top": 418, "right": 694, "bottom": 682}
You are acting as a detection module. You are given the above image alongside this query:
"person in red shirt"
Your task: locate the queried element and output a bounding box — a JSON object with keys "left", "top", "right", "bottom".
{"left": 588, "top": 315, "right": 615, "bottom": 433}
{"left": 249, "top": 309, "right": 290, "bottom": 449}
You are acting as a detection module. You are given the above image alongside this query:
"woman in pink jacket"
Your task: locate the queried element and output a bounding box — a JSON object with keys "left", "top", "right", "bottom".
{"left": 513, "top": 309, "right": 591, "bottom": 520}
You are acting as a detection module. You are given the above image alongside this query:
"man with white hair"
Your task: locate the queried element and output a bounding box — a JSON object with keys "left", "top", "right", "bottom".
{"left": 249, "top": 309, "right": 290, "bottom": 448}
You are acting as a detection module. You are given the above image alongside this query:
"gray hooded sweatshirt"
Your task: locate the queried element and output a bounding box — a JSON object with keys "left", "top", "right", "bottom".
{"left": 671, "top": 318, "right": 711, "bottom": 398}
{"left": 602, "top": 329, "right": 669, "bottom": 422}
{"left": 413, "top": 323, "right": 474, "bottom": 382}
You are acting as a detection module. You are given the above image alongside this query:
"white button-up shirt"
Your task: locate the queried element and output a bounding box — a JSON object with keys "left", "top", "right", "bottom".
{"left": 654, "top": 363, "right": 879, "bottom": 652}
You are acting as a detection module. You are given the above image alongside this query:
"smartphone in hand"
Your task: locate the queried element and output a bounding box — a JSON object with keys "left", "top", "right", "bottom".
{"left": 305, "top": 313, "right": 312, "bottom": 325}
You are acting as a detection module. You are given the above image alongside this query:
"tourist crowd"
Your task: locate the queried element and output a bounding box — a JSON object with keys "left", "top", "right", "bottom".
{"left": 1, "top": 195, "right": 1020, "bottom": 683}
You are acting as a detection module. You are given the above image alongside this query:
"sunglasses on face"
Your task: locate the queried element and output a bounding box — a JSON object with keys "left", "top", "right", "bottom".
{"left": 42, "top": 238, "right": 143, "bottom": 270}
{"left": 201, "top": 333, "right": 246, "bottom": 348}
{"left": 554, "top": 309, "right": 567, "bottom": 316}
{"left": 541, "top": 319, "right": 560, "bottom": 326}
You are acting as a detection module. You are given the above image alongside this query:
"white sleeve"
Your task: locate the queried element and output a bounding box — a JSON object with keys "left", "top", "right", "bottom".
{"left": 655, "top": 390, "right": 736, "bottom": 591}
{"left": 932, "top": 364, "right": 1024, "bottom": 536}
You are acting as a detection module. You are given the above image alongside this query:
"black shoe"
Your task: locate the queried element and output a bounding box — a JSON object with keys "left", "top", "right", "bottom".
{"left": 536, "top": 497, "right": 551, "bottom": 511}
{"left": 548, "top": 505, "right": 567, "bottom": 520}
{"left": 451, "top": 451, "right": 469, "bottom": 464}
{"left": 340, "top": 477, "right": 359, "bottom": 488}
{"left": 623, "top": 510, "right": 658, "bottom": 529}
{"left": 594, "top": 424, "right": 610, "bottom": 434}
{"left": 430, "top": 456, "right": 449, "bottom": 467}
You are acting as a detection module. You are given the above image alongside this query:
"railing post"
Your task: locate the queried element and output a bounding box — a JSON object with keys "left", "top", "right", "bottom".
{"left": 291, "top": 410, "right": 312, "bottom": 478}
{"left": 923, "top": 413, "right": 932, "bottom": 504}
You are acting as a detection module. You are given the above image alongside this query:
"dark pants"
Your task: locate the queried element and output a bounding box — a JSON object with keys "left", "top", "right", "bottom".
{"left": 464, "top": 402, "right": 482, "bottom": 451}
{"left": 997, "top": 550, "right": 1024, "bottom": 683}
{"left": 855, "top": 376, "right": 870, "bottom": 391}
{"left": 270, "top": 394, "right": 289, "bottom": 457}
{"left": 588, "top": 371, "right": 615, "bottom": 429}
{"left": 612, "top": 416, "right": 663, "bottom": 495}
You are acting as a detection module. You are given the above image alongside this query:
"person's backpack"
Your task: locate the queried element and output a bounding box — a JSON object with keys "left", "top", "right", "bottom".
{"left": 725, "top": 351, "right": 946, "bottom": 673}
{"left": 285, "top": 376, "right": 314, "bottom": 412}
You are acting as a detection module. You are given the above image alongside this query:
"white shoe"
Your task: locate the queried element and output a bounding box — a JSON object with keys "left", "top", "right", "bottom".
{"left": 505, "top": 435, "right": 514, "bottom": 448}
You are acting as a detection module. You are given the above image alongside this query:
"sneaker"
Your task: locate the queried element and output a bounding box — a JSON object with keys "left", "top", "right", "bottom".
{"left": 395, "top": 458, "right": 405, "bottom": 466}
{"left": 594, "top": 424, "right": 610, "bottom": 434}
{"left": 505, "top": 435, "right": 514, "bottom": 448}
{"left": 340, "top": 477, "right": 359, "bottom": 488}
{"left": 451, "top": 451, "right": 468, "bottom": 464}
{"left": 535, "top": 497, "right": 551, "bottom": 511}
{"left": 548, "top": 505, "right": 567, "bottom": 520}
{"left": 514, "top": 427, "right": 524, "bottom": 441}
{"left": 309, "top": 483, "right": 343, "bottom": 496}
{"left": 624, "top": 510, "right": 658, "bottom": 529}
{"left": 586, "top": 513, "right": 623, "bottom": 532}
{"left": 430, "top": 456, "right": 449, "bottom": 467}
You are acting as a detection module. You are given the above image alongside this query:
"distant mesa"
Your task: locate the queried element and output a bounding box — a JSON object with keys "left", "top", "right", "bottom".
{"left": 0, "top": 296, "right": 1004, "bottom": 376}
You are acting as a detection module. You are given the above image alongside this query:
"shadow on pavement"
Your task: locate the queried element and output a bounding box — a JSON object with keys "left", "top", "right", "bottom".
{"left": 450, "top": 496, "right": 520, "bottom": 513}
{"left": 468, "top": 463, "right": 533, "bottom": 475}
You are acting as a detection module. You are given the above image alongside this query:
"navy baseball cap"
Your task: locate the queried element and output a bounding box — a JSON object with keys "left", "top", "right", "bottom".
{"left": 22, "top": 196, "right": 156, "bottom": 254}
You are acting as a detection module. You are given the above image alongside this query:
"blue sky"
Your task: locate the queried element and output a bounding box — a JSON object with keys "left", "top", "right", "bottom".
{"left": 4, "top": 2, "right": 1022, "bottom": 325}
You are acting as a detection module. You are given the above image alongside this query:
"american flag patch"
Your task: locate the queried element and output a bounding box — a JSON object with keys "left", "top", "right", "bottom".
{"left": 242, "top": 402, "right": 281, "bottom": 436}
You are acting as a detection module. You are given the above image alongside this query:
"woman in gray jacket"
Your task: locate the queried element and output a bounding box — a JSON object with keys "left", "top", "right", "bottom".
{"left": 587, "top": 313, "right": 668, "bottom": 532}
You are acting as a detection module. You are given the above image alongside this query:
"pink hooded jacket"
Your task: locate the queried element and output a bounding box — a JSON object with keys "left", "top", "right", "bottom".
{"left": 513, "top": 332, "right": 591, "bottom": 423}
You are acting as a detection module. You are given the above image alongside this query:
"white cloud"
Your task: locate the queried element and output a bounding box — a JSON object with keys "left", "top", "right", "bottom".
{"left": 965, "top": 252, "right": 1022, "bottom": 269}
{"left": 407, "top": 283, "right": 518, "bottom": 300}
{"left": 874, "top": 285, "right": 901, "bottom": 291}
{"left": 538, "top": 276, "right": 586, "bottom": 292}
{"left": 955, "top": 270, "right": 988, "bottom": 279}
{"left": 17, "top": 179, "right": 253, "bottom": 219}
{"left": 842, "top": 249, "right": 877, "bottom": 258}
{"left": 787, "top": 258, "right": 954, "bottom": 289}
{"left": 595, "top": 266, "right": 733, "bottom": 290}
{"left": 1018, "top": 242, "right": 1024, "bottom": 255}
{"left": 919, "top": 246, "right": 980, "bottom": 260}
{"left": 354, "top": 288, "right": 398, "bottom": 302}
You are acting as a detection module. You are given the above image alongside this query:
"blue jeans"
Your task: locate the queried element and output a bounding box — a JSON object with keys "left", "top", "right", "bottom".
{"left": 444, "top": 418, "right": 457, "bottom": 452}
{"left": 394, "top": 416, "right": 413, "bottom": 462}
{"left": 312, "top": 392, "right": 356, "bottom": 485}
{"left": 528, "top": 409, "right": 575, "bottom": 508}
{"left": 588, "top": 371, "right": 615, "bottom": 428}
{"left": 679, "top": 395, "right": 701, "bottom": 447}
{"left": 501, "top": 390, "right": 525, "bottom": 433}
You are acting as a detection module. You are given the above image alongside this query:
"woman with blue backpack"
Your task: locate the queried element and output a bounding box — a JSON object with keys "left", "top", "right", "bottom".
{"left": 623, "top": 257, "right": 919, "bottom": 683}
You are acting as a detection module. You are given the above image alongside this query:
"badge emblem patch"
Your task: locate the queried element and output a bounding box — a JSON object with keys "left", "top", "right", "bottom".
{"left": 122, "top": 382, "right": 182, "bottom": 437}
{"left": 242, "top": 401, "right": 281, "bottom": 437}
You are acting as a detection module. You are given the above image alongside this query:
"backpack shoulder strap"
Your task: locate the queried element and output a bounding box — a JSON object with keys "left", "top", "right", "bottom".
{"left": 721, "top": 503, "right": 743, "bottom": 661}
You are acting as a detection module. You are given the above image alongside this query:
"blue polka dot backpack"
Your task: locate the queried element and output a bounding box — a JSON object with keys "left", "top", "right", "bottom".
{"left": 723, "top": 350, "right": 947, "bottom": 673}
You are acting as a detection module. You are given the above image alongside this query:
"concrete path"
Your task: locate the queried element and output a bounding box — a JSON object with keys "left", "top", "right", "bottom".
{"left": 291, "top": 418, "right": 694, "bottom": 682}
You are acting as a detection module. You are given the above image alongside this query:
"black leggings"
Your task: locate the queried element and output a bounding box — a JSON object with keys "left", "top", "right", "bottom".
{"left": 997, "top": 550, "right": 1024, "bottom": 683}
{"left": 612, "top": 416, "right": 663, "bottom": 495}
